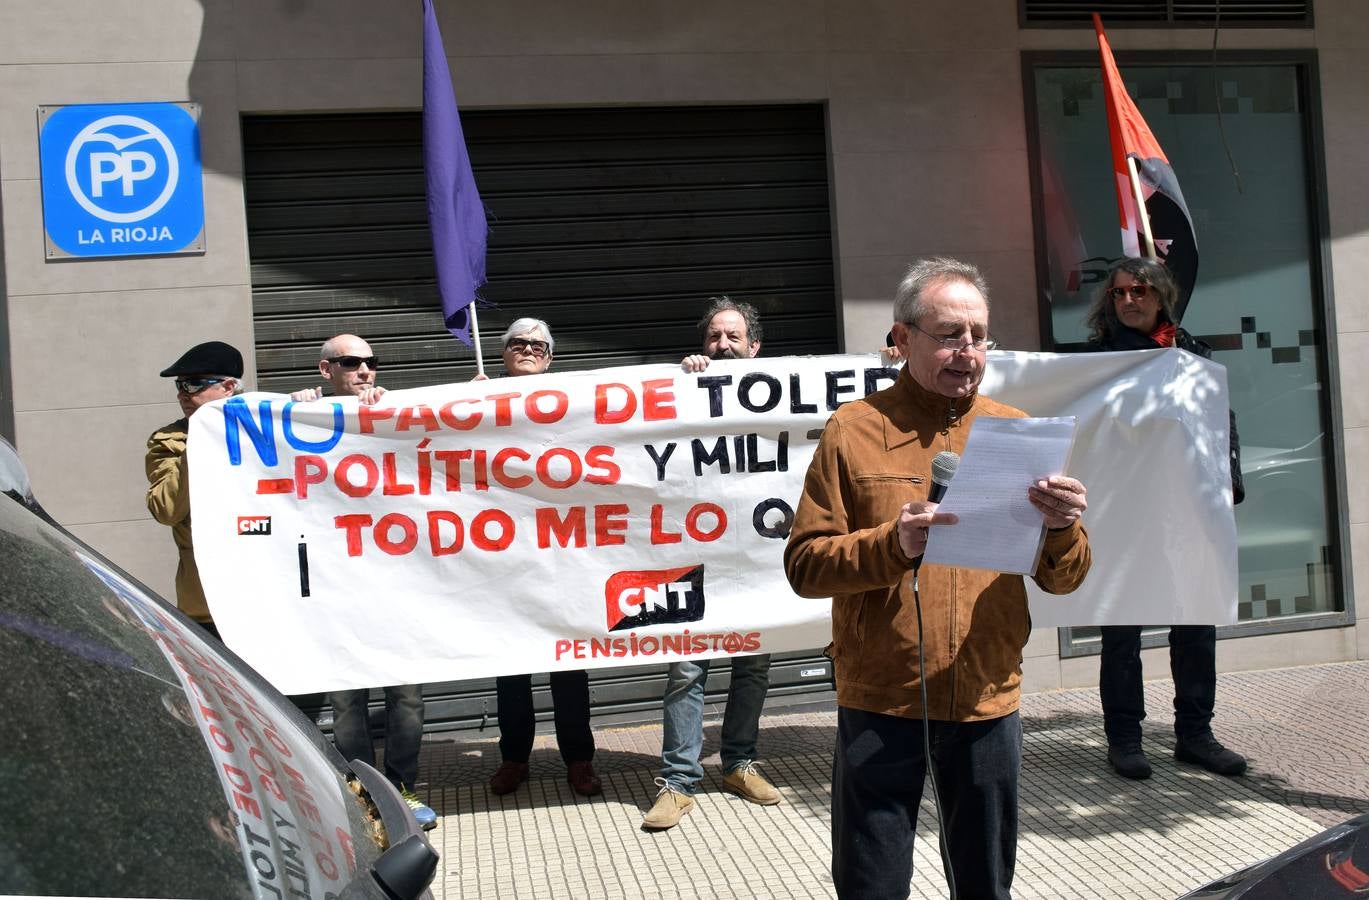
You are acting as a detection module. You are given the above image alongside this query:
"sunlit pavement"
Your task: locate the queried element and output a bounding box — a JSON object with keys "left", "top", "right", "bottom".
{"left": 404, "top": 661, "right": 1369, "bottom": 899}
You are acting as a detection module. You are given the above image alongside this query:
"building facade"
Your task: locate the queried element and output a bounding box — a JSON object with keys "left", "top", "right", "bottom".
{"left": 1, "top": 0, "right": 1362, "bottom": 724}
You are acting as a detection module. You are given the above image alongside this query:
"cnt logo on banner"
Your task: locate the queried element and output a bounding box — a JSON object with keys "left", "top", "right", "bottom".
{"left": 37, "top": 102, "right": 206, "bottom": 259}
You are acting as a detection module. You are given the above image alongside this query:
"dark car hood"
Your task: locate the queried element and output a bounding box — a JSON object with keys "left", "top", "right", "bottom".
{"left": 0, "top": 490, "right": 432, "bottom": 898}
{"left": 1182, "top": 813, "right": 1369, "bottom": 898}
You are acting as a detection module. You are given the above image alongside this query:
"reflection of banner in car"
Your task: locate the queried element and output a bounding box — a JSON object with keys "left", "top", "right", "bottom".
{"left": 74, "top": 551, "right": 357, "bottom": 897}
{"left": 189, "top": 352, "right": 1236, "bottom": 694}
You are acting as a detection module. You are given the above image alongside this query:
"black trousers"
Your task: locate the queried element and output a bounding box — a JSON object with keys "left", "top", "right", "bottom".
{"left": 1099, "top": 624, "right": 1216, "bottom": 745}
{"left": 495, "top": 671, "right": 594, "bottom": 764}
{"left": 832, "top": 707, "right": 1020, "bottom": 900}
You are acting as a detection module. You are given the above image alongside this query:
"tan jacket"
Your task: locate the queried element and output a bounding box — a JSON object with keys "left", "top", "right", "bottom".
{"left": 784, "top": 366, "right": 1091, "bottom": 721}
{"left": 145, "top": 419, "right": 211, "bottom": 623}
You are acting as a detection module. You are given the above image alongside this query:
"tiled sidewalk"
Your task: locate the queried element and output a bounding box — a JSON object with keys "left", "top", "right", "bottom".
{"left": 409, "top": 661, "right": 1369, "bottom": 898}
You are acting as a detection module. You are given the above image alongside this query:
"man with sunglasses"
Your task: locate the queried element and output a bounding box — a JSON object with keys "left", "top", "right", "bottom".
{"left": 290, "top": 334, "right": 386, "bottom": 405}
{"left": 290, "top": 333, "right": 437, "bottom": 831}
{"left": 643, "top": 296, "right": 781, "bottom": 831}
{"left": 146, "top": 341, "right": 245, "bottom": 639}
{"left": 785, "top": 259, "right": 1091, "bottom": 898}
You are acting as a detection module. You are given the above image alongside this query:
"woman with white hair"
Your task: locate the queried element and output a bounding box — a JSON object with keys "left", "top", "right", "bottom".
{"left": 479, "top": 318, "right": 602, "bottom": 798}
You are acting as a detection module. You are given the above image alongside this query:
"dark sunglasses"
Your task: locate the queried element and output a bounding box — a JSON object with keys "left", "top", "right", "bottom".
{"left": 1107, "top": 284, "right": 1152, "bottom": 301}
{"left": 505, "top": 339, "right": 550, "bottom": 357}
{"left": 326, "top": 355, "right": 380, "bottom": 370}
{"left": 175, "top": 377, "right": 227, "bottom": 396}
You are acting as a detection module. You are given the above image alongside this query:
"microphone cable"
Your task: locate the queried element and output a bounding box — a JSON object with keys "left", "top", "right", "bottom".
{"left": 912, "top": 557, "right": 958, "bottom": 900}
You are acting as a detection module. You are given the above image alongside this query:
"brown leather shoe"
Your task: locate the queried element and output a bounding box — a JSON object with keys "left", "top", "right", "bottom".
{"left": 567, "top": 760, "right": 602, "bottom": 796}
{"left": 489, "top": 761, "right": 529, "bottom": 795}
{"left": 641, "top": 778, "right": 695, "bottom": 830}
{"left": 720, "top": 761, "right": 781, "bottom": 805}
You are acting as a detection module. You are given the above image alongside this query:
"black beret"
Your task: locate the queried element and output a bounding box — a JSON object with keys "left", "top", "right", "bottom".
{"left": 159, "top": 341, "right": 244, "bottom": 378}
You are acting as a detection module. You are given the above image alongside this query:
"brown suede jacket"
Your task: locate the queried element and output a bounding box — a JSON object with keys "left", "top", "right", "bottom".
{"left": 784, "top": 366, "right": 1092, "bottom": 721}
{"left": 146, "top": 418, "right": 211, "bottom": 623}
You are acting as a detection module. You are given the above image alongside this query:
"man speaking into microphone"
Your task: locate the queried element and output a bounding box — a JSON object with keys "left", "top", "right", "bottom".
{"left": 784, "top": 258, "right": 1091, "bottom": 900}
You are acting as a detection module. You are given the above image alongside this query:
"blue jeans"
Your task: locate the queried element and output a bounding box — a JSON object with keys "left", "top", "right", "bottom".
{"left": 832, "top": 707, "right": 1020, "bottom": 900}
{"left": 330, "top": 684, "right": 425, "bottom": 789}
{"left": 1099, "top": 625, "right": 1217, "bottom": 744}
{"left": 660, "top": 653, "right": 770, "bottom": 793}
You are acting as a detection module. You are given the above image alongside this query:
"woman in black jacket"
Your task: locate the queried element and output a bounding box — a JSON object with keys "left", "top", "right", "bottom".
{"left": 1086, "top": 257, "right": 1247, "bottom": 780}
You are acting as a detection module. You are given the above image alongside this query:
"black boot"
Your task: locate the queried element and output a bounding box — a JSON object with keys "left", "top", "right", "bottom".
{"left": 1175, "top": 733, "right": 1247, "bottom": 776}
{"left": 1107, "top": 742, "right": 1152, "bottom": 780}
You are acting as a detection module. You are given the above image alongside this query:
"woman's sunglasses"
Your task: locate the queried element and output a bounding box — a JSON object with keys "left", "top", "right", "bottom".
{"left": 1107, "top": 284, "right": 1152, "bottom": 301}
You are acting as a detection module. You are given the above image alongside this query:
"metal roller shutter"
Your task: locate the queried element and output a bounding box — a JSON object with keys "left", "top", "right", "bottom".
{"left": 241, "top": 104, "right": 839, "bottom": 733}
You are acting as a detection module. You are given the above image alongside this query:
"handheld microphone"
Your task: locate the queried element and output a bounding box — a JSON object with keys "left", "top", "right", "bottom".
{"left": 928, "top": 450, "right": 960, "bottom": 504}
{"left": 911, "top": 451, "right": 960, "bottom": 572}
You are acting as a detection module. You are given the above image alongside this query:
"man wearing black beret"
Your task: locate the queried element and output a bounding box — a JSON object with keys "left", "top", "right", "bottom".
{"left": 145, "top": 340, "right": 244, "bottom": 638}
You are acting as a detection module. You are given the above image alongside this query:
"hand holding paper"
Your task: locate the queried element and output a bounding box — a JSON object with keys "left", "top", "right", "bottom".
{"left": 1028, "top": 475, "right": 1088, "bottom": 530}
{"left": 922, "top": 416, "right": 1080, "bottom": 575}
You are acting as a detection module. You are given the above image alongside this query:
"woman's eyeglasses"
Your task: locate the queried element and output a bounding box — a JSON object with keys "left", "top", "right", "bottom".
{"left": 1107, "top": 284, "right": 1152, "bottom": 301}
{"left": 506, "top": 339, "right": 550, "bottom": 357}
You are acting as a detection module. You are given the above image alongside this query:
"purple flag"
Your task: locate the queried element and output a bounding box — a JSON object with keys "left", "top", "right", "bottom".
{"left": 422, "top": 0, "right": 487, "bottom": 345}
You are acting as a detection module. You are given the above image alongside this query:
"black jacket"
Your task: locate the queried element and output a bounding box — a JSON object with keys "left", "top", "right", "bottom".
{"left": 1088, "top": 325, "right": 1245, "bottom": 505}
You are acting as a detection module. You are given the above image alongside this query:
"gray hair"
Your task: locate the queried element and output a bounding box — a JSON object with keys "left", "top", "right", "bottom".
{"left": 502, "top": 317, "right": 555, "bottom": 354}
{"left": 696, "top": 295, "right": 763, "bottom": 345}
{"left": 893, "top": 258, "right": 990, "bottom": 326}
{"left": 1085, "top": 257, "right": 1179, "bottom": 344}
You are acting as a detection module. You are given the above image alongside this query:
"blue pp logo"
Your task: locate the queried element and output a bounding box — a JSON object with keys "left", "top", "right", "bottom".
{"left": 66, "top": 115, "right": 179, "bottom": 222}
{"left": 38, "top": 103, "right": 205, "bottom": 258}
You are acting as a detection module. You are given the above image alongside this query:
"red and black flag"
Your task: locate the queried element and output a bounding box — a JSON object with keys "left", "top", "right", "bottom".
{"left": 1094, "top": 13, "right": 1199, "bottom": 320}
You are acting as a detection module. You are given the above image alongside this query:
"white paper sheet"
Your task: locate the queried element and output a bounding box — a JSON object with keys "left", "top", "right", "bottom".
{"left": 921, "top": 416, "right": 1077, "bottom": 575}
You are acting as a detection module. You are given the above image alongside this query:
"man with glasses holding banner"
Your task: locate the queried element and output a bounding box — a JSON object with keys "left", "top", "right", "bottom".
{"left": 642, "top": 296, "right": 781, "bottom": 831}
{"left": 147, "top": 340, "right": 245, "bottom": 641}
{"left": 292, "top": 333, "right": 437, "bottom": 831}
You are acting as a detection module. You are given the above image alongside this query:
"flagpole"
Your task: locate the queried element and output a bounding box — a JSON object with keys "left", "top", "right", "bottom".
{"left": 469, "top": 300, "right": 484, "bottom": 375}
{"left": 1126, "top": 157, "right": 1158, "bottom": 259}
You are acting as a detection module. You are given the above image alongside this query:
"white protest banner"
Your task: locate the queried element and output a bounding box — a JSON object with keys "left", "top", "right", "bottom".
{"left": 983, "top": 348, "right": 1238, "bottom": 627}
{"left": 189, "top": 350, "right": 1236, "bottom": 693}
{"left": 190, "top": 356, "right": 898, "bottom": 694}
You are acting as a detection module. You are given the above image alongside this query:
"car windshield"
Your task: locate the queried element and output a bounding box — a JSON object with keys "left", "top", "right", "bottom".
{"left": 0, "top": 497, "right": 389, "bottom": 898}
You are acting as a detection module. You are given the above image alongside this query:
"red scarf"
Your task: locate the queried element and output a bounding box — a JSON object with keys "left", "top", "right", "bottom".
{"left": 1150, "top": 321, "right": 1177, "bottom": 347}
